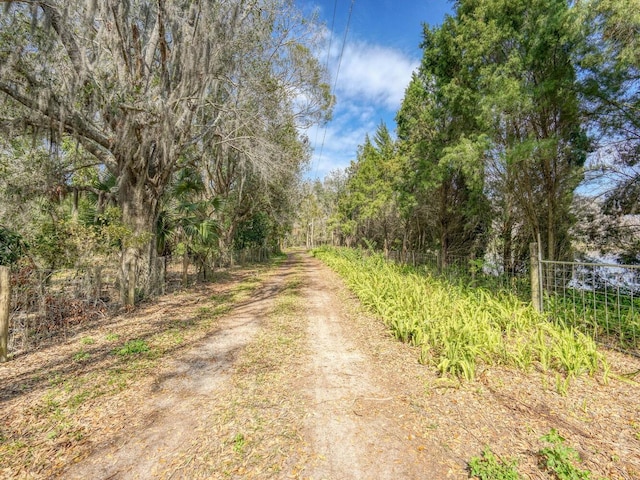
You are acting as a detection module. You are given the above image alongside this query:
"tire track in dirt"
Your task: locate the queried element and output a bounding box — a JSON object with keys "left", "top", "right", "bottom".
{"left": 62, "top": 253, "right": 446, "bottom": 479}
{"left": 63, "top": 263, "right": 292, "bottom": 480}
{"left": 298, "top": 254, "right": 438, "bottom": 479}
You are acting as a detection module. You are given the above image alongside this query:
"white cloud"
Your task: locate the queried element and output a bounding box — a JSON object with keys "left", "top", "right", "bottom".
{"left": 333, "top": 40, "right": 419, "bottom": 110}
{"left": 305, "top": 103, "right": 377, "bottom": 178}
{"left": 304, "top": 35, "right": 419, "bottom": 179}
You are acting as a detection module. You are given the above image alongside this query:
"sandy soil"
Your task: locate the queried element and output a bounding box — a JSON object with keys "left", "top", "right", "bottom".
{"left": 62, "top": 262, "right": 293, "bottom": 479}
{"left": 297, "top": 254, "right": 446, "bottom": 479}
{"left": 2, "top": 250, "right": 639, "bottom": 479}
{"left": 58, "top": 251, "right": 449, "bottom": 479}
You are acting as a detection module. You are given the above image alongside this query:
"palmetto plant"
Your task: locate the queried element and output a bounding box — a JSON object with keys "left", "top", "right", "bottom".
{"left": 157, "top": 168, "right": 222, "bottom": 279}
{"left": 313, "top": 247, "right": 604, "bottom": 382}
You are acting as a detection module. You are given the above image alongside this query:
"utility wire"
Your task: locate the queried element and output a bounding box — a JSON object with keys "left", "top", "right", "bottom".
{"left": 313, "top": 0, "right": 355, "bottom": 180}
{"left": 325, "top": 0, "right": 338, "bottom": 70}
{"left": 311, "top": 0, "right": 338, "bottom": 177}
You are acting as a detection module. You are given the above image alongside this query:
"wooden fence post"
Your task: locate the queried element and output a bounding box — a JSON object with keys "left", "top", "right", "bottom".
{"left": 530, "top": 242, "right": 542, "bottom": 312}
{"left": 1, "top": 266, "right": 10, "bottom": 362}
{"left": 94, "top": 266, "right": 102, "bottom": 302}
{"left": 126, "top": 261, "right": 136, "bottom": 306}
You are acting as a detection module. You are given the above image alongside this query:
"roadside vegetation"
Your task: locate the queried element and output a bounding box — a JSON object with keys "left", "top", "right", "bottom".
{"left": 313, "top": 246, "right": 606, "bottom": 384}
{"left": 469, "top": 429, "right": 593, "bottom": 480}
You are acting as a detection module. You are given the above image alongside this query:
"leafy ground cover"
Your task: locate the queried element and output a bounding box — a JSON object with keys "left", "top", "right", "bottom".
{"left": 312, "top": 246, "right": 606, "bottom": 385}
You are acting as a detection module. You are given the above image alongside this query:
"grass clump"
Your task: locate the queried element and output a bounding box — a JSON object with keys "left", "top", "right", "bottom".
{"left": 113, "top": 339, "right": 150, "bottom": 356}
{"left": 469, "top": 448, "right": 522, "bottom": 480}
{"left": 312, "top": 247, "right": 605, "bottom": 381}
{"left": 73, "top": 349, "right": 90, "bottom": 362}
{"left": 539, "top": 429, "right": 592, "bottom": 480}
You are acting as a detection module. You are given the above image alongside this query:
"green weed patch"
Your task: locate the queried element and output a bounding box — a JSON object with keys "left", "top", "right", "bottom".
{"left": 469, "top": 448, "right": 521, "bottom": 480}
{"left": 113, "top": 339, "right": 151, "bottom": 356}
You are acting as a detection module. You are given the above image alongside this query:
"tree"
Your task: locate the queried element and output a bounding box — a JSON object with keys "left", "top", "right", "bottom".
{"left": 0, "top": 0, "right": 330, "bottom": 300}
{"left": 334, "top": 124, "right": 404, "bottom": 254}
{"left": 469, "top": 0, "right": 588, "bottom": 263}
{"left": 396, "top": 24, "right": 490, "bottom": 264}
{"left": 0, "top": 226, "right": 25, "bottom": 266}
{"left": 575, "top": 0, "right": 640, "bottom": 261}
{"left": 402, "top": 0, "right": 587, "bottom": 267}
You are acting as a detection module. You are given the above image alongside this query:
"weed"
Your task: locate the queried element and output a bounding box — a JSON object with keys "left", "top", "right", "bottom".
{"left": 271, "top": 296, "right": 297, "bottom": 315}
{"left": 539, "top": 429, "right": 591, "bottom": 480}
{"left": 69, "top": 390, "right": 91, "bottom": 408}
{"left": 49, "top": 373, "right": 64, "bottom": 387}
{"left": 80, "top": 337, "right": 95, "bottom": 345}
{"left": 73, "top": 349, "right": 90, "bottom": 362}
{"left": 105, "top": 333, "right": 119, "bottom": 342}
{"left": 284, "top": 277, "right": 303, "bottom": 291}
{"left": 210, "top": 292, "right": 233, "bottom": 303}
{"left": 631, "top": 421, "right": 640, "bottom": 441}
{"left": 2, "top": 439, "right": 27, "bottom": 455}
{"left": 555, "top": 373, "right": 570, "bottom": 397}
{"left": 313, "top": 247, "right": 604, "bottom": 382}
{"left": 113, "top": 339, "right": 150, "bottom": 356}
{"left": 469, "top": 447, "right": 521, "bottom": 480}
{"left": 213, "top": 304, "right": 232, "bottom": 316}
{"left": 107, "top": 367, "right": 133, "bottom": 390}
{"left": 196, "top": 306, "right": 213, "bottom": 316}
{"left": 233, "top": 433, "right": 245, "bottom": 454}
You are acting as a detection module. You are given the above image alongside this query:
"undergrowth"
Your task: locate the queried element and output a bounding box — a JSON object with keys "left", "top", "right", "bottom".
{"left": 539, "top": 429, "right": 592, "bottom": 480}
{"left": 469, "top": 448, "right": 521, "bottom": 479}
{"left": 312, "top": 246, "right": 606, "bottom": 382}
{"left": 469, "top": 430, "right": 594, "bottom": 480}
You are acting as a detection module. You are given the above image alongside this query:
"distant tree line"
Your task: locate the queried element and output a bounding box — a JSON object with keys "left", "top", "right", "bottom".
{"left": 293, "top": 0, "right": 640, "bottom": 269}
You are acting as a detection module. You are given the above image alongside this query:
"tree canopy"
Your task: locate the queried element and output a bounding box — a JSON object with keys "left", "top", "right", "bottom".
{"left": 303, "top": 0, "right": 639, "bottom": 268}
{"left": 0, "top": 0, "right": 331, "bottom": 300}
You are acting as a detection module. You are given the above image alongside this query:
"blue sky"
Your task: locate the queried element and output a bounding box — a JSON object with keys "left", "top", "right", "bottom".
{"left": 295, "top": 0, "right": 453, "bottom": 179}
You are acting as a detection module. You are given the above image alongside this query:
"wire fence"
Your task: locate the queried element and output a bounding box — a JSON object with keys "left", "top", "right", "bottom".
{"left": 386, "top": 249, "right": 532, "bottom": 299}
{"left": 541, "top": 260, "right": 640, "bottom": 353}
{"left": 383, "top": 248, "right": 640, "bottom": 356}
{"left": 3, "top": 247, "right": 276, "bottom": 357}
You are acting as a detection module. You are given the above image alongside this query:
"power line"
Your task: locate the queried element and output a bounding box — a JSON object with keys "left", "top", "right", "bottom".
{"left": 325, "top": 0, "right": 338, "bottom": 70}
{"left": 313, "top": 0, "right": 355, "bottom": 180}
{"left": 332, "top": 0, "right": 355, "bottom": 97}
{"left": 311, "top": 0, "right": 338, "bottom": 177}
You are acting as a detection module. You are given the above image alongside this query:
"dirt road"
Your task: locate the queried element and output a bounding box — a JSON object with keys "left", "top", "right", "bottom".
{"left": 61, "top": 251, "right": 449, "bottom": 479}
{"left": 297, "top": 254, "right": 446, "bottom": 479}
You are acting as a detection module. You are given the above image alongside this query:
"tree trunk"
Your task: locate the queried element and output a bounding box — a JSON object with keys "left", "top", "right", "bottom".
{"left": 502, "top": 215, "right": 513, "bottom": 275}
{"left": 72, "top": 188, "right": 79, "bottom": 223}
{"left": 182, "top": 252, "right": 189, "bottom": 287}
{"left": 310, "top": 220, "right": 315, "bottom": 249}
{"left": 118, "top": 175, "right": 160, "bottom": 305}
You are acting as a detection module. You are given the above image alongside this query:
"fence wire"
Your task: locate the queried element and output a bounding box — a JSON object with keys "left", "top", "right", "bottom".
{"left": 386, "top": 249, "right": 639, "bottom": 355}
{"left": 542, "top": 260, "right": 640, "bottom": 353}
{"left": 387, "top": 249, "right": 531, "bottom": 299}
{"left": 5, "top": 247, "right": 275, "bottom": 356}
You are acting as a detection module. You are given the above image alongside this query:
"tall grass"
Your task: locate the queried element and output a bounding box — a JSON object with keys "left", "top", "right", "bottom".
{"left": 313, "top": 247, "right": 605, "bottom": 381}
